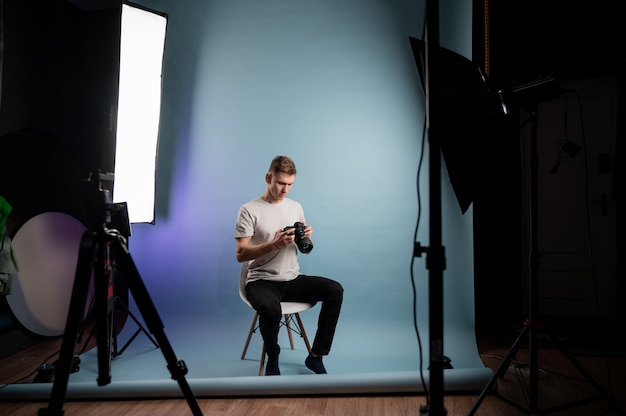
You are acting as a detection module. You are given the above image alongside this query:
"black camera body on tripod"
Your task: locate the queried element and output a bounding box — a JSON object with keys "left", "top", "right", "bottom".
{"left": 283, "top": 221, "right": 313, "bottom": 253}
{"left": 82, "top": 171, "right": 130, "bottom": 238}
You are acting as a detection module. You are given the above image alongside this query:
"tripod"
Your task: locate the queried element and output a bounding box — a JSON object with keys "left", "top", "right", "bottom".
{"left": 467, "top": 104, "right": 624, "bottom": 416}
{"left": 39, "top": 222, "right": 203, "bottom": 415}
{"left": 78, "top": 245, "right": 159, "bottom": 358}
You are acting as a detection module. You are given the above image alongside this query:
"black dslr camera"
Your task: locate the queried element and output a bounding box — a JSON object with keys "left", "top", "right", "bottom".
{"left": 82, "top": 170, "right": 131, "bottom": 238}
{"left": 284, "top": 221, "right": 313, "bottom": 253}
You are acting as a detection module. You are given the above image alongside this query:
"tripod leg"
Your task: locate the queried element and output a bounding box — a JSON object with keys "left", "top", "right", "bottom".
{"left": 39, "top": 232, "right": 99, "bottom": 416}
{"left": 466, "top": 325, "right": 529, "bottom": 416}
{"left": 78, "top": 295, "right": 96, "bottom": 354}
{"left": 95, "top": 240, "right": 113, "bottom": 386}
{"left": 113, "top": 238, "right": 204, "bottom": 416}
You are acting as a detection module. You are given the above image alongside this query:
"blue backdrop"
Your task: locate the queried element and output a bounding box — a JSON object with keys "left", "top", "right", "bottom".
{"left": 125, "top": 0, "right": 480, "bottom": 376}
{"left": 2, "top": 0, "right": 492, "bottom": 399}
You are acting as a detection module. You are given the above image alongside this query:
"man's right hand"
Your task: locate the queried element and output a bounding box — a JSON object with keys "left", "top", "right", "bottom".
{"left": 273, "top": 228, "right": 295, "bottom": 249}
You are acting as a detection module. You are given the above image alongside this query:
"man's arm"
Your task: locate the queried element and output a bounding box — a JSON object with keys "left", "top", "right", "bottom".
{"left": 235, "top": 229, "right": 295, "bottom": 262}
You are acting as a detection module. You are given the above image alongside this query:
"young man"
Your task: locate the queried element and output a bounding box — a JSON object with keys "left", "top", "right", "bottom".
{"left": 234, "top": 155, "right": 343, "bottom": 376}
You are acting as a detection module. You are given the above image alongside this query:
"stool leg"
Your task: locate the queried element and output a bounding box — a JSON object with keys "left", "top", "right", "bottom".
{"left": 242, "top": 312, "right": 259, "bottom": 360}
{"left": 285, "top": 314, "right": 295, "bottom": 350}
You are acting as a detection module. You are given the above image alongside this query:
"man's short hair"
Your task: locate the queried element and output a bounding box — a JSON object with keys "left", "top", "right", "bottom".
{"left": 269, "top": 155, "right": 297, "bottom": 175}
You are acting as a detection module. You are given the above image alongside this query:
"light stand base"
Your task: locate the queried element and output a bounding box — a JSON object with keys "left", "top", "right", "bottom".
{"left": 79, "top": 296, "right": 159, "bottom": 358}
{"left": 110, "top": 296, "right": 159, "bottom": 357}
{"left": 467, "top": 320, "right": 625, "bottom": 415}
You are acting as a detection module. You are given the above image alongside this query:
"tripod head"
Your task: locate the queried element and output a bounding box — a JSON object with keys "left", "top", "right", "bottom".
{"left": 82, "top": 170, "right": 131, "bottom": 238}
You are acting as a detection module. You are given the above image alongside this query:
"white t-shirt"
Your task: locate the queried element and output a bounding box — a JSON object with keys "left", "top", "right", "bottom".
{"left": 235, "top": 197, "right": 305, "bottom": 283}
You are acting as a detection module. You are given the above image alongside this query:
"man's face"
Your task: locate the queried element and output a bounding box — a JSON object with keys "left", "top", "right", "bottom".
{"left": 265, "top": 171, "right": 295, "bottom": 203}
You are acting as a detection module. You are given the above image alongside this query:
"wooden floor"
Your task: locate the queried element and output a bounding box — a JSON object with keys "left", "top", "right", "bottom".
{"left": 1, "top": 324, "right": 625, "bottom": 416}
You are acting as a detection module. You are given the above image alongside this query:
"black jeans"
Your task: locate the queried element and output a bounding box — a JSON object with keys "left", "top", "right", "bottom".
{"left": 245, "top": 274, "right": 343, "bottom": 358}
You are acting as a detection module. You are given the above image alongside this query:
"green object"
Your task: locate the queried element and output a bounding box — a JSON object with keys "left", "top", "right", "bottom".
{"left": 0, "top": 195, "right": 11, "bottom": 237}
{"left": 0, "top": 195, "right": 17, "bottom": 295}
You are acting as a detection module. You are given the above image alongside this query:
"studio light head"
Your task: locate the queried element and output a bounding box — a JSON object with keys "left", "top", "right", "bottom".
{"left": 510, "top": 77, "right": 561, "bottom": 108}
{"left": 409, "top": 37, "right": 508, "bottom": 214}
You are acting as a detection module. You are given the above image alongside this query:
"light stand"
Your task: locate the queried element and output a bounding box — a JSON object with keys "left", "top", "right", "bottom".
{"left": 412, "top": 2, "right": 495, "bottom": 414}
{"left": 467, "top": 82, "right": 625, "bottom": 416}
{"left": 416, "top": 1, "right": 447, "bottom": 415}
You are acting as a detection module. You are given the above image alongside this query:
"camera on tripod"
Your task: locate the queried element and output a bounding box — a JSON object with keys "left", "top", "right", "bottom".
{"left": 42, "top": 171, "right": 200, "bottom": 416}
{"left": 283, "top": 221, "right": 313, "bottom": 253}
{"left": 82, "top": 170, "right": 131, "bottom": 238}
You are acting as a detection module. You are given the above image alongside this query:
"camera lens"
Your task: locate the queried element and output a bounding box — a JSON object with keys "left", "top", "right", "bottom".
{"left": 293, "top": 222, "right": 313, "bottom": 253}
